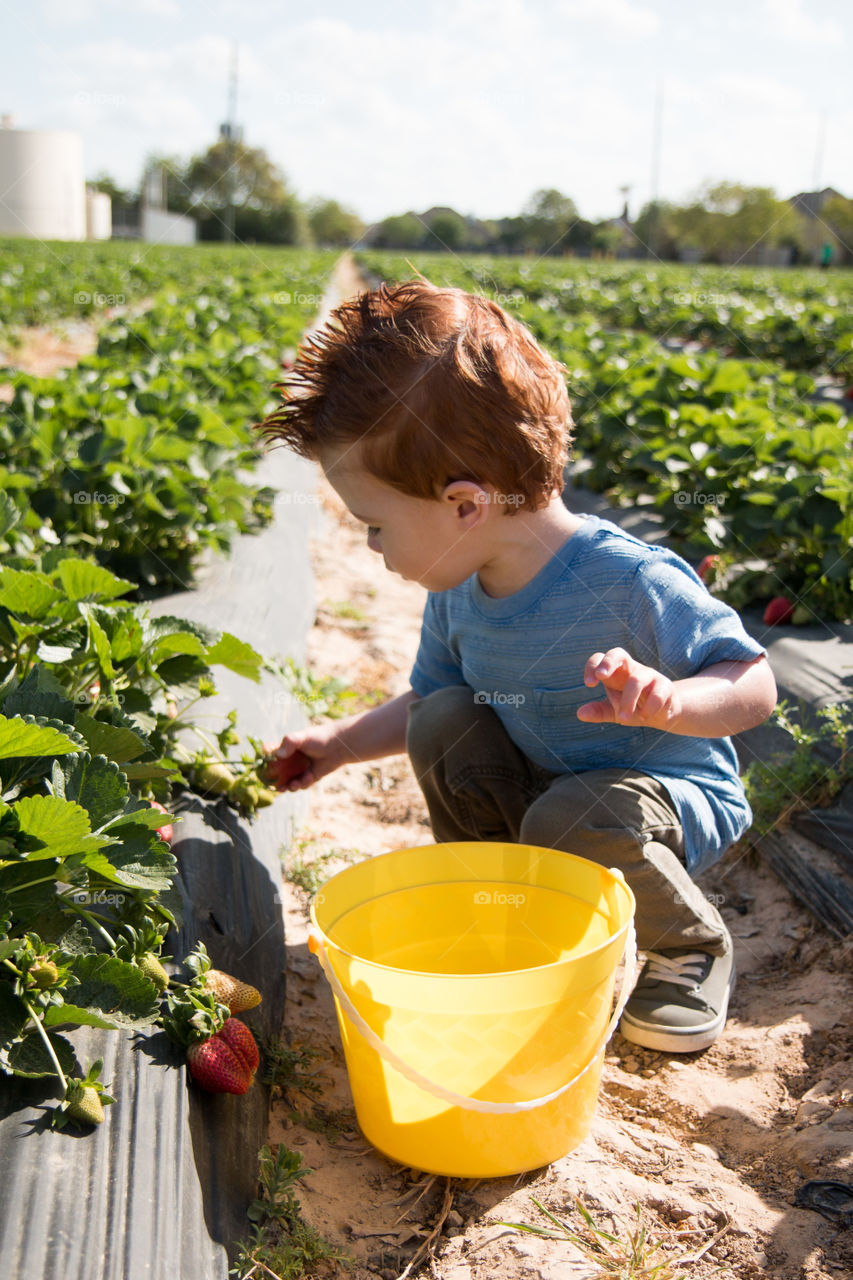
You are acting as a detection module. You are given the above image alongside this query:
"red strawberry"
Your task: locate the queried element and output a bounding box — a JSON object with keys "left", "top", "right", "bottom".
{"left": 149, "top": 799, "right": 173, "bottom": 844}
{"left": 763, "top": 596, "right": 795, "bottom": 626}
{"left": 187, "top": 1017, "right": 259, "bottom": 1094}
{"left": 697, "top": 554, "right": 719, "bottom": 582}
{"left": 220, "top": 1017, "right": 259, "bottom": 1073}
{"left": 263, "top": 749, "right": 312, "bottom": 790}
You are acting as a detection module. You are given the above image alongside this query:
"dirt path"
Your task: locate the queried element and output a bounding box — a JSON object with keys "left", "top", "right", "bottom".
{"left": 269, "top": 471, "right": 853, "bottom": 1279}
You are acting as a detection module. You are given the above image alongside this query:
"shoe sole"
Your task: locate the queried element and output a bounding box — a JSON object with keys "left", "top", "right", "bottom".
{"left": 619, "top": 963, "right": 736, "bottom": 1054}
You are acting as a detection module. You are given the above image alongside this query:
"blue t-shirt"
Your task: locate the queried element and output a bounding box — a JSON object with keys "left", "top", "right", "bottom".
{"left": 410, "top": 514, "right": 766, "bottom": 876}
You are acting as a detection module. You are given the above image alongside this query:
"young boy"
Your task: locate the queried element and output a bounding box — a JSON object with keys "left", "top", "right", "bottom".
{"left": 257, "top": 279, "right": 777, "bottom": 1054}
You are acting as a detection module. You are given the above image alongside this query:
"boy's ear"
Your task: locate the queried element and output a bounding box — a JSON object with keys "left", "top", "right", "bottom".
{"left": 440, "top": 479, "right": 491, "bottom": 524}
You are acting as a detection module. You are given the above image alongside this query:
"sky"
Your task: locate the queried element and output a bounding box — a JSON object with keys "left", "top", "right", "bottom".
{"left": 1, "top": 0, "right": 850, "bottom": 228}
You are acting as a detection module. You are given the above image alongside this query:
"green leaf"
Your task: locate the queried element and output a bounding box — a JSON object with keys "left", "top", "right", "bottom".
{"left": 73, "top": 714, "right": 149, "bottom": 765}
{"left": 6, "top": 1028, "right": 79, "bottom": 1078}
{"left": 206, "top": 631, "right": 263, "bottom": 682}
{"left": 120, "top": 762, "right": 178, "bottom": 781}
{"left": 55, "top": 559, "right": 136, "bottom": 603}
{"left": 0, "top": 714, "right": 82, "bottom": 760}
{"left": 0, "top": 981, "right": 30, "bottom": 1052}
{"left": 13, "top": 794, "right": 111, "bottom": 862}
{"left": 150, "top": 631, "right": 207, "bottom": 666}
{"left": 56, "top": 752, "right": 131, "bottom": 830}
{"left": 80, "top": 604, "right": 115, "bottom": 678}
{"left": 0, "top": 568, "right": 62, "bottom": 619}
{"left": 705, "top": 362, "right": 750, "bottom": 396}
{"left": 2, "top": 667, "right": 77, "bottom": 724}
{"left": 103, "top": 831, "right": 176, "bottom": 891}
{"left": 0, "top": 492, "right": 21, "bottom": 538}
{"left": 44, "top": 954, "right": 159, "bottom": 1029}
{"left": 144, "top": 614, "right": 218, "bottom": 648}
{"left": 105, "top": 801, "right": 173, "bottom": 832}
{"left": 0, "top": 873, "right": 60, "bottom": 932}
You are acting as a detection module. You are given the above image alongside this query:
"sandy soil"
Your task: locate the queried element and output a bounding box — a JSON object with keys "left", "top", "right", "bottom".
{"left": 269, "top": 459, "right": 853, "bottom": 1280}
{"left": 0, "top": 320, "right": 98, "bottom": 378}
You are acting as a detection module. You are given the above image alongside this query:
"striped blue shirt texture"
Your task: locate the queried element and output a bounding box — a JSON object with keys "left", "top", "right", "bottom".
{"left": 410, "top": 514, "right": 766, "bottom": 876}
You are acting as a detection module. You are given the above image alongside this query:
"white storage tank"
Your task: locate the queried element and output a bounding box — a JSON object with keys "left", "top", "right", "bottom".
{"left": 86, "top": 188, "right": 112, "bottom": 240}
{"left": 0, "top": 128, "right": 86, "bottom": 240}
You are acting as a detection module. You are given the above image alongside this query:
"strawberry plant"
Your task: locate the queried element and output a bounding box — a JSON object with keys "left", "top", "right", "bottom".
{"left": 0, "top": 708, "right": 177, "bottom": 1124}
{"left": 0, "top": 556, "right": 297, "bottom": 1125}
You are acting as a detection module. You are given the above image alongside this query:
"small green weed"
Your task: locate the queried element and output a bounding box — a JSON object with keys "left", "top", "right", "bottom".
{"left": 277, "top": 657, "right": 358, "bottom": 720}
{"left": 295, "top": 1104, "right": 356, "bottom": 1145}
{"left": 232, "top": 1143, "right": 351, "bottom": 1279}
{"left": 323, "top": 598, "right": 370, "bottom": 623}
{"left": 263, "top": 1038, "right": 324, "bottom": 1101}
{"left": 263, "top": 1036, "right": 356, "bottom": 1145}
{"left": 499, "top": 1196, "right": 721, "bottom": 1279}
{"left": 741, "top": 698, "right": 853, "bottom": 844}
{"left": 284, "top": 837, "right": 359, "bottom": 896}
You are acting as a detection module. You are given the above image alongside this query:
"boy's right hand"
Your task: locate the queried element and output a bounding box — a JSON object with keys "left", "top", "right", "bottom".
{"left": 261, "top": 728, "right": 349, "bottom": 791}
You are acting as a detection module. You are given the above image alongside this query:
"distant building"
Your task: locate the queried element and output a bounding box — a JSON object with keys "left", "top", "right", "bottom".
{"left": 789, "top": 187, "right": 844, "bottom": 218}
{"left": 86, "top": 188, "right": 112, "bottom": 240}
{"left": 0, "top": 124, "right": 87, "bottom": 240}
{"left": 789, "top": 187, "right": 847, "bottom": 264}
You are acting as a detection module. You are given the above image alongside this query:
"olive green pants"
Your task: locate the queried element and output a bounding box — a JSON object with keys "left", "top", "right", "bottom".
{"left": 407, "top": 686, "right": 730, "bottom": 955}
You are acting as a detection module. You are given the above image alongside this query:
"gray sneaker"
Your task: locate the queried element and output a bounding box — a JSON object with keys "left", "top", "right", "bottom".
{"left": 619, "top": 947, "right": 736, "bottom": 1053}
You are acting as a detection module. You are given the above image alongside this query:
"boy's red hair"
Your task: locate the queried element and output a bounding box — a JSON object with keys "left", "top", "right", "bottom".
{"left": 256, "top": 278, "right": 572, "bottom": 510}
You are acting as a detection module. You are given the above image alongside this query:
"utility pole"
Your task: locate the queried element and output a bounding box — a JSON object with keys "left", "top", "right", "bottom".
{"left": 648, "top": 77, "right": 664, "bottom": 259}
{"left": 812, "top": 108, "right": 827, "bottom": 191}
{"left": 222, "top": 41, "right": 239, "bottom": 243}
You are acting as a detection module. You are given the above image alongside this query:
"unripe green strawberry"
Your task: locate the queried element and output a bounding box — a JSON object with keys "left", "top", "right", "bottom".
{"left": 138, "top": 953, "right": 170, "bottom": 991}
{"left": 194, "top": 761, "right": 237, "bottom": 796}
{"left": 230, "top": 779, "right": 259, "bottom": 809}
{"left": 203, "top": 968, "right": 261, "bottom": 1013}
{"left": 66, "top": 1083, "right": 105, "bottom": 1126}
{"left": 30, "top": 958, "right": 60, "bottom": 989}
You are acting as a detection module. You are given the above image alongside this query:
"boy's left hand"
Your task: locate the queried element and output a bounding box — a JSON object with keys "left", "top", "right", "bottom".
{"left": 578, "top": 648, "right": 678, "bottom": 728}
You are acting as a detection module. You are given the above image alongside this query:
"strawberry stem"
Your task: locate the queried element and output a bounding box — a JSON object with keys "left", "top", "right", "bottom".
{"left": 63, "top": 896, "right": 116, "bottom": 950}
{"left": 23, "top": 998, "right": 68, "bottom": 1094}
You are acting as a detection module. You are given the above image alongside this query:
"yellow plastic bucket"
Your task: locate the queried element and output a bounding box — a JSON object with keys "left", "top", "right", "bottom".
{"left": 309, "top": 842, "right": 635, "bottom": 1178}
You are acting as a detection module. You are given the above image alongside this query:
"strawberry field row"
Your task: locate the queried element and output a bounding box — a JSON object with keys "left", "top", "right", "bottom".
{"left": 0, "top": 239, "right": 322, "bottom": 331}
{"left": 448, "top": 253, "right": 853, "bottom": 378}
{"left": 359, "top": 252, "right": 853, "bottom": 622}
{"left": 1, "top": 245, "right": 336, "bottom": 590}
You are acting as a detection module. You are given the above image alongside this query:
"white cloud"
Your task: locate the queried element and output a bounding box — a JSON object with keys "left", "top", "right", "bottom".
{"left": 762, "top": 0, "right": 844, "bottom": 45}
{"left": 556, "top": 0, "right": 660, "bottom": 36}
{"left": 39, "top": 0, "right": 180, "bottom": 23}
{"left": 712, "top": 71, "right": 805, "bottom": 112}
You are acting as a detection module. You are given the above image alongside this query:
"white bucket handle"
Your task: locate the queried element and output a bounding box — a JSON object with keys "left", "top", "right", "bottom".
{"left": 308, "top": 908, "right": 637, "bottom": 1116}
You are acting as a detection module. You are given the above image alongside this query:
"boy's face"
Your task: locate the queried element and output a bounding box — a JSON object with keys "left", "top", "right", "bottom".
{"left": 320, "top": 446, "right": 490, "bottom": 592}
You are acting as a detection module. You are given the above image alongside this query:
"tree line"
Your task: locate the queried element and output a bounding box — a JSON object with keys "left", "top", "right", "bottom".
{"left": 92, "top": 141, "right": 851, "bottom": 265}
